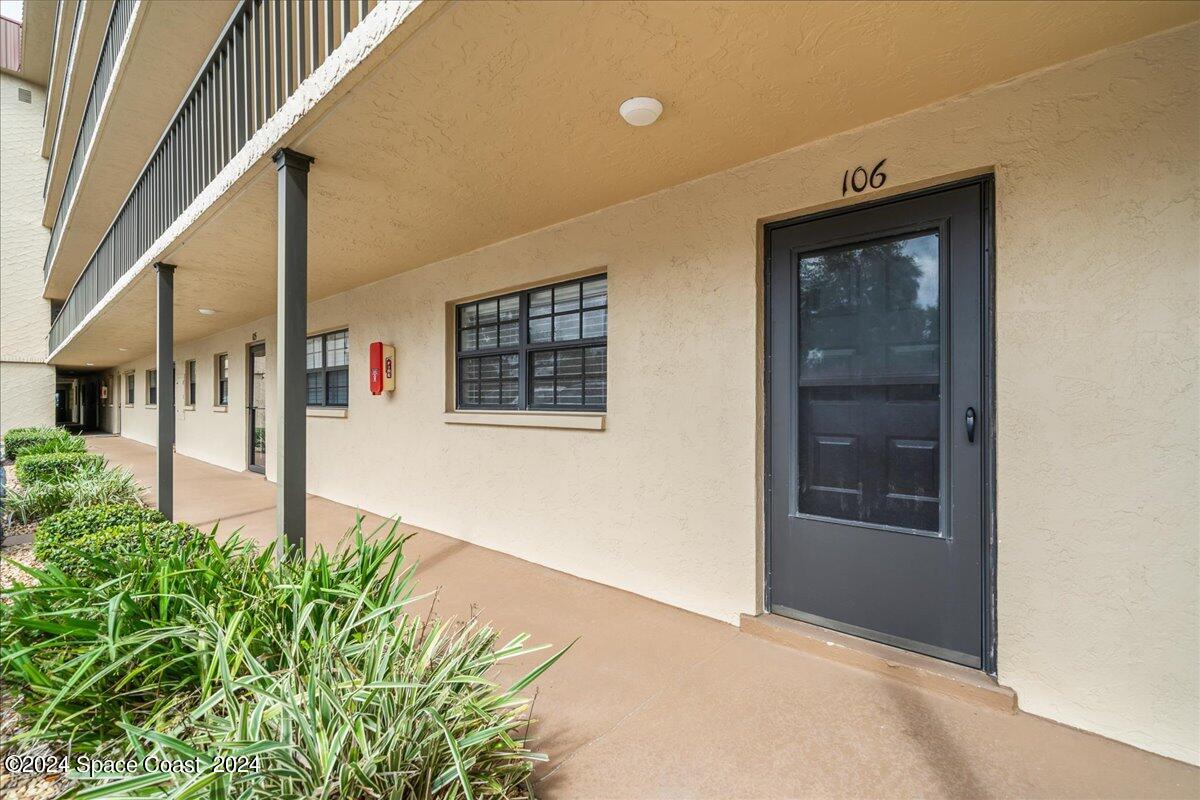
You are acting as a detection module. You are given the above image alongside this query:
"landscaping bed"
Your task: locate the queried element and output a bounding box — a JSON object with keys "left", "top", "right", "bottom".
{"left": 1, "top": 539, "right": 68, "bottom": 800}
{"left": 1, "top": 467, "right": 36, "bottom": 543}
{"left": 0, "top": 427, "right": 568, "bottom": 799}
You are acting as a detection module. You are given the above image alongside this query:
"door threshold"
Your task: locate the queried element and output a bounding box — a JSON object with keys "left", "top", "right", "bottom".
{"left": 740, "top": 613, "right": 1016, "bottom": 713}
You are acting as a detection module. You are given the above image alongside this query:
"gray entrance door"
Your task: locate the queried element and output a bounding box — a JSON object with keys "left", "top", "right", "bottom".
{"left": 766, "top": 180, "right": 988, "bottom": 668}
{"left": 248, "top": 343, "right": 267, "bottom": 474}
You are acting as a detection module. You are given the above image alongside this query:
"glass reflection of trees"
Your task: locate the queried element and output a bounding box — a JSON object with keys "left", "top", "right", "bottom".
{"left": 799, "top": 234, "right": 939, "bottom": 384}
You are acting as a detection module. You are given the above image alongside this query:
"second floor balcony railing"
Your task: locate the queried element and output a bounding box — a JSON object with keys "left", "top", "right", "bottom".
{"left": 44, "top": 0, "right": 136, "bottom": 274}
{"left": 41, "top": 0, "right": 63, "bottom": 128}
{"left": 43, "top": 0, "right": 85, "bottom": 200}
{"left": 49, "top": 0, "right": 377, "bottom": 354}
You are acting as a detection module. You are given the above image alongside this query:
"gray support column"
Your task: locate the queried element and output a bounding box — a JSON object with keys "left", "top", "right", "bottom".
{"left": 273, "top": 148, "right": 314, "bottom": 555}
{"left": 155, "top": 262, "right": 176, "bottom": 521}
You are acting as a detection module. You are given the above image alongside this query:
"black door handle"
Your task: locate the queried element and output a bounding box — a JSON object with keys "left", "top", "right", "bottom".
{"left": 965, "top": 407, "right": 977, "bottom": 444}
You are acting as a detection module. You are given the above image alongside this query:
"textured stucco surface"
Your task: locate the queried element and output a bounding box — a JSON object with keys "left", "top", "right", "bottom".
{"left": 111, "top": 25, "right": 1199, "bottom": 763}
{"left": 1, "top": 73, "right": 54, "bottom": 433}
{"left": 0, "top": 363, "right": 55, "bottom": 432}
{"left": 50, "top": 0, "right": 1200, "bottom": 367}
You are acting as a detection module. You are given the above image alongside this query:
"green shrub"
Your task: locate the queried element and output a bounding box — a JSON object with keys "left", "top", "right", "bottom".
{"left": 18, "top": 433, "right": 85, "bottom": 457}
{"left": 14, "top": 451, "right": 104, "bottom": 485}
{"left": 2, "top": 520, "right": 570, "bottom": 798}
{"left": 34, "top": 502, "right": 165, "bottom": 565}
{"left": 3, "top": 462, "right": 143, "bottom": 523}
{"left": 2, "top": 427, "right": 76, "bottom": 460}
{"left": 54, "top": 520, "right": 201, "bottom": 579}
{"left": 1, "top": 426, "right": 43, "bottom": 458}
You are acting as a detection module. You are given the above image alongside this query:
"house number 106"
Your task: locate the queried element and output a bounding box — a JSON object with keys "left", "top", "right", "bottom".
{"left": 842, "top": 159, "right": 887, "bottom": 196}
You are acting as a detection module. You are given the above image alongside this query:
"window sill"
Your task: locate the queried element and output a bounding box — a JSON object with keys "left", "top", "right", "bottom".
{"left": 443, "top": 411, "right": 605, "bottom": 431}
{"left": 183, "top": 404, "right": 195, "bottom": 411}
{"left": 212, "top": 405, "right": 228, "bottom": 413}
{"left": 146, "top": 404, "right": 157, "bottom": 409}
{"left": 307, "top": 407, "right": 347, "bottom": 419}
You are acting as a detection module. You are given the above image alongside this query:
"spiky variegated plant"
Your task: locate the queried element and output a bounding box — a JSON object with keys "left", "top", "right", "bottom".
{"left": 1, "top": 520, "right": 570, "bottom": 799}
{"left": 3, "top": 462, "right": 143, "bottom": 523}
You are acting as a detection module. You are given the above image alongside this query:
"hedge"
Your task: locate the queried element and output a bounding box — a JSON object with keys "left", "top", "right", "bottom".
{"left": 18, "top": 434, "right": 86, "bottom": 458}
{"left": 53, "top": 521, "right": 204, "bottom": 579}
{"left": 3, "top": 427, "right": 78, "bottom": 460}
{"left": 35, "top": 503, "right": 166, "bottom": 565}
{"left": 3, "top": 462, "right": 143, "bottom": 524}
{"left": 15, "top": 452, "right": 105, "bottom": 485}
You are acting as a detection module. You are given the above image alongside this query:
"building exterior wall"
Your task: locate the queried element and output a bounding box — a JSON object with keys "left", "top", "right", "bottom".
{"left": 0, "top": 362, "right": 54, "bottom": 432}
{"left": 0, "top": 72, "right": 54, "bottom": 434}
{"left": 113, "top": 26, "right": 1199, "bottom": 763}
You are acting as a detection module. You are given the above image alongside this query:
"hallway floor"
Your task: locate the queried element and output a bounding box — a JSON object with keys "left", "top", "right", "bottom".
{"left": 87, "top": 434, "right": 1198, "bottom": 799}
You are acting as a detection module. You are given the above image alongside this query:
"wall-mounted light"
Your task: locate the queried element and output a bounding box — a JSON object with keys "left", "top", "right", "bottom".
{"left": 619, "top": 96, "right": 663, "bottom": 127}
{"left": 198, "top": 308, "right": 217, "bottom": 316}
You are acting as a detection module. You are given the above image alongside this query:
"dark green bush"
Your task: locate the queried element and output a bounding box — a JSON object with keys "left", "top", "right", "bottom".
{"left": 18, "top": 433, "right": 86, "bottom": 457}
{"left": 2, "top": 427, "right": 76, "bottom": 460}
{"left": 53, "top": 520, "right": 203, "bottom": 578}
{"left": 2, "top": 426, "right": 43, "bottom": 458}
{"left": 14, "top": 451, "right": 104, "bottom": 485}
{"left": 34, "top": 502, "right": 165, "bottom": 565}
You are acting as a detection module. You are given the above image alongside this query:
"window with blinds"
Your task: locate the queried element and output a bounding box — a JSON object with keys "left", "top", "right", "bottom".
{"left": 306, "top": 329, "right": 350, "bottom": 407}
{"left": 456, "top": 275, "right": 607, "bottom": 411}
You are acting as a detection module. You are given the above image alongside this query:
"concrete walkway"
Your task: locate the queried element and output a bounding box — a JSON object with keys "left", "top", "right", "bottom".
{"left": 87, "top": 434, "right": 1198, "bottom": 799}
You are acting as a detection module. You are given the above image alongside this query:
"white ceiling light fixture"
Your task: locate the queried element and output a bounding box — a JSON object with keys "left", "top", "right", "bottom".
{"left": 118, "top": 347, "right": 128, "bottom": 351}
{"left": 198, "top": 308, "right": 217, "bottom": 316}
{"left": 85, "top": 362, "right": 95, "bottom": 366}
{"left": 619, "top": 96, "right": 663, "bottom": 127}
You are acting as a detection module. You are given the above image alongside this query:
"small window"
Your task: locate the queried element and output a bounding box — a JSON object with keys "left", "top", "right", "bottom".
{"left": 125, "top": 372, "right": 135, "bottom": 406}
{"left": 215, "top": 353, "right": 229, "bottom": 406}
{"left": 306, "top": 329, "right": 349, "bottom": 407}
{"left": 456, "top": 274, "right": 607, "bottom": 410}
{"left": 146, "top": 369, "right": 158, "bottom": 406}
{"left": 185, "top": 360, "right": 197, "bottom": 406}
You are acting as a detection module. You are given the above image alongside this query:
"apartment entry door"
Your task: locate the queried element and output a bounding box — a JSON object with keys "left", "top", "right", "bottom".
{"left": 248, "top": 343, "right": 267, "bottom": 474}
{"left": 766, "top": 180, "right": 989, "bottom": 668}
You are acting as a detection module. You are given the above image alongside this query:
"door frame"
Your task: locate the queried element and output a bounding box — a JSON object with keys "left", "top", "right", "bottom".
{"left": 762, "top": 175, "right": 998, "bottom": 674}
{"left": 246, "top": 341, "right": 267, "bottom": 474}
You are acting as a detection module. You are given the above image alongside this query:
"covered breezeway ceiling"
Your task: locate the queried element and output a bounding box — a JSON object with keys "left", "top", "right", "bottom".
{"left": 50, "top": 0, "right": 1200, "bottom": 367}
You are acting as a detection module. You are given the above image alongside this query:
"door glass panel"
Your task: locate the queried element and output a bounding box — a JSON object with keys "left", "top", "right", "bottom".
{"left": 251, "top": 347, "right": 267, "bottom": 471}
{"left": 796, "top": 232, "right": 940, "bottom": 532}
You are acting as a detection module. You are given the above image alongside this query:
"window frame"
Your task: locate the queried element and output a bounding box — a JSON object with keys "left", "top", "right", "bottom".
{"left": 124, "top": 371, "right": 135, "bottom": 407}
{"left": 185, "top": 360, "right": 197, "bottom": 406}
{"left": 146, "top": 369, "right": 157, "bottom": 406}
{"left": 214, "top": 353, "right": 229, "bottom": 407}
{"left": 306, "top": 329, "right": 350, "bottom": 408}
{"left": 455, "top": 274, "right": 608, "bottom": 412}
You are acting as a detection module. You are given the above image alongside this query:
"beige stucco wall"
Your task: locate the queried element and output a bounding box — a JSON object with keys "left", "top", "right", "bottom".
{"left": 0, "top": 73, "right": 55, "bottom": 434}
{"left": 115, "top": 25, "right": 1199, "bottom": 763}
{"left": 0, "top": 362, "right": 55, "bottom": 432}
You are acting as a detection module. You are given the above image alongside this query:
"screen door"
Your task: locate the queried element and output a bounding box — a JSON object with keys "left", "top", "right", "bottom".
{"left": 248, "top": 343, "right": 267, "bottom": 474}
{"left": 766, "top": 181, "right": 988, "bottom": 667}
